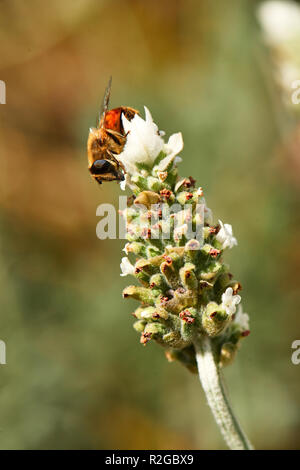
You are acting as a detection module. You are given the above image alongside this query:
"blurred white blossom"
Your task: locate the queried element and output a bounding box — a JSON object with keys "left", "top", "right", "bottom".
{"left": 234, "top": 305, "right": 250, "bottom": 331}
{"left": 258, "top": 1, "right": 300, "bottom": 45}
{"left": 257, "top": 1, "right": 300, "bottom": 99}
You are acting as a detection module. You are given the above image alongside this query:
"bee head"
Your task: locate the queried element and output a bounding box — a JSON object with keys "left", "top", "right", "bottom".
{"left": 89, "top": 159, "right": 125, "bottom": 182}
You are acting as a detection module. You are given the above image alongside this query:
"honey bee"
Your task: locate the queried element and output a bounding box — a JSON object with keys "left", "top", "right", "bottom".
{"left": 87, "top": 78, "right": 139, "bottom": 185}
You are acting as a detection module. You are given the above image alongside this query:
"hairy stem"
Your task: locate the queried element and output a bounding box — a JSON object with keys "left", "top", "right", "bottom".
{"left": 194, "top": 336, "right": 253, "bottom": 450}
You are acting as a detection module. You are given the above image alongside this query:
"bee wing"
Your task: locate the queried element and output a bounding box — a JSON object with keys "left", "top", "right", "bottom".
{"left": 97, "top": 76, "right": 112, "bottom": 127}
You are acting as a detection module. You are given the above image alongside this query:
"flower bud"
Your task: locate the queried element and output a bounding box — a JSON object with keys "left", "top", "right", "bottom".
{"left": 147, "top": 176, "right": 163, "bottom": 192}
{"left": 184, "top": 239, "right": 201, "bottom": 264}
{"left": 160, "top": 261, "right": 180, "bottom": 289}
{"left": 176, "top": 191, "right": 195, "bottom": 205}
{"left": 143, "top": 322, "right": 167, "bottom": 344}
{"left": 179, "top": 263, "right": 197, "bottom": 291}
{"left": 200, "top": 261, "right": 223, "bottom": 281}
{"left": 149, "top": 273, "right": 169, "bottom": 292}
{"left": 123, "top": 286, "right": 155, "bottom": 305}
{"left": 165, "top": 346, "right": 197, "bottom": 373}
{"left": 219, "top": 342, "right": 238, "bottom": 367}
{"left": 202, "top": 302, "right": 231, "bottom": 336}
{"left": 124, "top": 241, "right": 146, "bottom": 256}
{"left": 133, "top": 319, "right": 146, "bottom": 332}
{"left": 131, "top": 174, "right": 148, "bottom": 190}
{"left": 162, "top": 330, "right": 187, "bottom": 349}
{"left": 134, "top": 190, "right": 161, "bottom": 209}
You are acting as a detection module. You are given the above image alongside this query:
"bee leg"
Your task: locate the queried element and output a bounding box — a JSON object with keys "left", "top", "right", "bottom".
{"left": 117, "top": 159, "right": 126, "bottom": 174}
{"left": 107, "top": 151, "right": 127, "bottom": 174}
{"left": 107, "top": 129, "right": 123, "bottom": 139}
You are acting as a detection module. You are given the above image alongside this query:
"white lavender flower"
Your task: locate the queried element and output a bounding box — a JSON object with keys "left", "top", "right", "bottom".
{"left": 117, "top": 106, "right": 249, "bottom": 374}
{"left": 257, "top": 1, "right": 300, "bottom": 100}
{"left": 258, "top": 1, "right": 300, "bottom": 45}
{"left": 221, "top": 287, "right": 241, "bottom": 316}
{"left": 122, "top": 243, "right": 130, "bottom": 254}
{"left": 216, "top": 220, "right": 237, "bottom": 250}
{"left": 118, "top": 107, "right": 183, "bottom": 176}
{"left": 234, "top": 305, "right": 250, "bottom": 331}
{"left": 120, "top": 257, "right": 135, "bottom": 276}
{"left": 119, "top": 107, "right": 164, "bottom": 173}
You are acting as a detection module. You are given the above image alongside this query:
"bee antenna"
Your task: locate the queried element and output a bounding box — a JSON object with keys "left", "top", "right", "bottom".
{"left": 97, "top": 76, "right": 112, "bottom": 127}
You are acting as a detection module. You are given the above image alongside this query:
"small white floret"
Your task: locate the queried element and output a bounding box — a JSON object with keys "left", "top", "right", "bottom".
{"left": 216, "top": 220, "right": 237, "bottom": 250}
{"left": 120, "top": 257, "right": 135, "bottom": 277}
{"left": 221, "top": 287, "right": 241, "bottom": 316}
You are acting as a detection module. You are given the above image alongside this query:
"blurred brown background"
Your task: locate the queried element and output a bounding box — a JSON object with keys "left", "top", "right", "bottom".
{"left": 0, "top": 0, "right": 299, "bottom": 449}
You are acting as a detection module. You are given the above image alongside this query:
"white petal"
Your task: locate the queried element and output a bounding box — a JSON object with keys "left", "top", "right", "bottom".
{"left": 157, "top": 153, "right": 176, "bottom": 172}
{"left": 258, "top": 1, "right": 300, "bottom": 45}
{"left": 120, "top": 257, "right": 135, "bottom": 276}
{"left": 118, "top": 107, "right": 164, "bottom": 172}
{"left": 235, "top": 305, "right": 250, "bottom": 331}
{"left": 216, "top": 220, "right": 237, "bottom": 249}
{"left": 196, "top": 187, "right": 204, "bottom": 197}
{"left": 174, "top": 178, "right": 186, "bottom": 192}
{"left": 164, "top": 132, "right": 184, "bottom": 156}
{"left": 222, "top": 287, "right": 233, "bottom": 302}
{"left": 144, "top": 106, "right": 155, "bottom": 126}
{"left": 120, "top": 179, "right": 126, "bottom": 191}
{"left": 123, "top": 243, "right": 130, "bottom": 254}
{"left": 221, "top": 287, "right": 241, "bottom": 316}
{"left": 174, "top": 156, "right": 182, "bottom": 164}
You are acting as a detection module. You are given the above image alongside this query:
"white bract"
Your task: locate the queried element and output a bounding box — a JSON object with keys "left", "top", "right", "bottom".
{"left": 118, "top": 107, "right": 164, "bottom": 174}
{"left": 216, "top": 220, "right": 237, "bottom": 250}
{"left": 196, "top": 187, "right": 204, "bottom": 198}
{"left": 123, "top": 243, "right": 130, "bottom": 255}
{"left": 118, "top": 107, "right": 183, "bottom": 181}
{"left": 120, "top": 257, "right": 135, "bottom": 277}
{"left": 234, "top": 305, "right": 250, "bottom": 331}
{"left": 163, "top": 132, "right": 184, "bottom": 158}
{"left": 221, "top": 287, "right": 241, "bottom": 316}
{"left": 120, "top": 174, "right": 131, "bottom": 191}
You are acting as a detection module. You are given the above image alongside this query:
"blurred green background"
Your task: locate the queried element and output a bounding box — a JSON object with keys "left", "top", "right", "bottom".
{"left": 0, "top": 0, "right": 299, "bottom": 450}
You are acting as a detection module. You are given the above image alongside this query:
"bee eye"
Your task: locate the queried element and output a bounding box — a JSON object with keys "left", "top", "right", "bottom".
{"left": 91, "top": 159, "right": 113, "bottom": 174}
{"left": 123, "top": 110, "right": 135, "bottom": 120}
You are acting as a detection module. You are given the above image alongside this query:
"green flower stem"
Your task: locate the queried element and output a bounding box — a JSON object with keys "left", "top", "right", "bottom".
{"left": 194, "top": 336, "right": 253, "bottom": 450}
